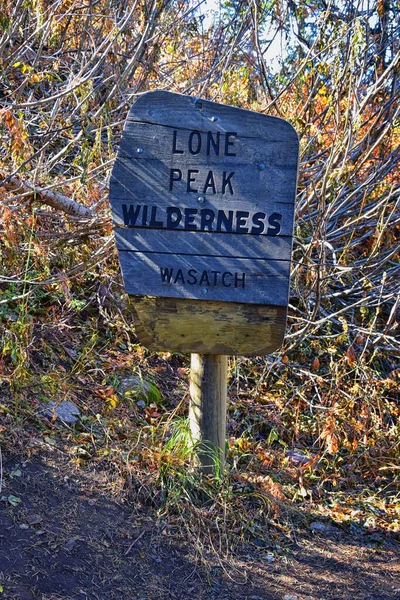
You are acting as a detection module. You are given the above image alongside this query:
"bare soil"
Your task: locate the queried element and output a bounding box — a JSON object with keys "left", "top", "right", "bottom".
{"left": 0, "top": 447, "right": 399, "bottom": 600}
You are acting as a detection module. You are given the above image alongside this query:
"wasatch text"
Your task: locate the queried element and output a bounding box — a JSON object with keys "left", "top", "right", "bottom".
{"left": 160, "top": 268, "right": 246, "bottom": 288}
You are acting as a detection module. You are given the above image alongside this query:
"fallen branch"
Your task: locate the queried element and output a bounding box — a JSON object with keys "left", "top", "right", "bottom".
{"left": 1, "top": 173, "right": 94, "bottom": 218}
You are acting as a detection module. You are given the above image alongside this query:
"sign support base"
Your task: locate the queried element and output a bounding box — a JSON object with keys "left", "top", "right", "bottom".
{"left": 189, "top": 354, "right": 228, "bottom": 475}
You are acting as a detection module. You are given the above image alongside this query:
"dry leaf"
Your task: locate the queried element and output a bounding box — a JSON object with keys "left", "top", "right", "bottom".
{"left": 321, "top": 417, "right": 339, "bottom": 454}
{"left": 312, "top": 357, "right": 320, "bottom": 371}
{"left": 346, "top": 345, "right": 357, "bottom": 367}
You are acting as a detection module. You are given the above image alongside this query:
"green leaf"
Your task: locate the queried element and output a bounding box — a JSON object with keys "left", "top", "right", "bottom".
{"left": 7, "top": 495, "right": 22, "bottom": 507}
{"left": 267, "top": 428, "right": 279, "bottom": 445}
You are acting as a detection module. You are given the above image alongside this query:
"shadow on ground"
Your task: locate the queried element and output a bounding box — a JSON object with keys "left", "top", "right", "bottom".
{"left": 0, "top": 449, "right": 399, "bottom": 600}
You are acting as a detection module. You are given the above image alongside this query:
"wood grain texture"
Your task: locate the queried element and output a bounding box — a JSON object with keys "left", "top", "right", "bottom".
{"left": 118, "top": 251, "right": 289, "bottom": 305}
{"left": 127, "top": 91, "right": 298, "bottom": 143}
{"left": 189, "top": 354, "right": 227, "bottom": 474}
{"left": 109, "top": 91, "right": 298, "bottom": 354}
{"left": 114, "top": 228, "right": 292, "bottom": 261}
{"left": 129, "top": 296, "right": 287, "bottom": 355}
{"left": 110, "top": 157, "right": 296, "bottom": 228}
{"left": 118, "top": 121, "right": 298, "bottom": 167}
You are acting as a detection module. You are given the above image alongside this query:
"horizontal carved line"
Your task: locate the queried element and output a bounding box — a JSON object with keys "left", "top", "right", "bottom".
{"left": 116, "top": 248, "right": 291, "bottom": 262}
{"left": 113, "top": 225, "right": 293, "bottom": 238}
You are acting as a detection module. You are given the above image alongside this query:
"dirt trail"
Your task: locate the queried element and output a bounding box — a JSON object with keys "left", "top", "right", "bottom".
{"left": 0, "top": 451, "right": 399, "bottom": 600}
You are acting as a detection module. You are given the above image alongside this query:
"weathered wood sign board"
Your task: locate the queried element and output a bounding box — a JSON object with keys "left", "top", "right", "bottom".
{"left": 109, "top": 91, "right": 298, "bottom": 355}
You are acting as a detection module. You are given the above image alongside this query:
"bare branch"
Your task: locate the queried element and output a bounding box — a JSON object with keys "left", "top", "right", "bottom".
{"left": 1, "top": 174, "right": 94, "bottom": 218}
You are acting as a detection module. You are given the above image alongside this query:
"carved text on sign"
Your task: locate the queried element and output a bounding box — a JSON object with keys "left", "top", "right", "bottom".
{"left": 121, "top": 204, "right": 282, "bottom": 235}
{"left": 160, "top": 268, "right": 246, "bottom": 288}
{"left": 109, "top": 90, "right": 298, "bottom": 306}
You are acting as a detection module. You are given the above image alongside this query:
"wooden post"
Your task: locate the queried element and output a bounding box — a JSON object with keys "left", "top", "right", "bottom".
{"left": 189, "top": 354, "right": 228, "bottom": 475}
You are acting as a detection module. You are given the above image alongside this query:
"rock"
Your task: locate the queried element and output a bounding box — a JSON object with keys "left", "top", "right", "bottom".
{"left": 64, "top": 536, "right": 82, "bottom": 551}
{"left": 286, "top": 449, "right": 313, "bottom": 466}
{"left": 266, "top": 554, "right": 275, "bottom": 563}
{"left": 284, "top": 595, "right": 299, "bottom": 600}
{"left": 118, "top": 376, "right": 154, "bottom": 402}
{"left": 3, "top": 310, "right": 18, "bottom": 322}
{"left": 310, "top": 520, "right": 338, "bottom": 533}
{"left": 27, "top": 514, "right": 42, "bottom": 526}
{"left": 44, "top": 436, "right": 57, "bottom": 446}
{"left": 150, "top": 554, "right": 162, "bottom": 563}
{"left": 40, "top": 401, "right": 80, "bottom": 425}
{"left": 76, "top": 447, "right": 91, "bottom": 459}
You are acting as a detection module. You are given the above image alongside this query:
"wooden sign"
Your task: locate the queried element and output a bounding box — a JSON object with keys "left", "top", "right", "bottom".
{"left": 110, "top": 91, "right": 298, "bottom": 356}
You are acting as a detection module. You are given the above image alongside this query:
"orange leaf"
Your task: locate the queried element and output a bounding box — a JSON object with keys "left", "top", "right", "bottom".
{"left": 346, "top": 345, "right": 357, "bottom": 367}
{"left": 312, "top": 357, "right": 320, "bottom": 371}
{"left": 93, "top": 386, "right": 115, "bottom": 399}
{"left": 321, "top": 417, "right": 339, "bottom": 454}
{"left": 327, "top": 433, "right": 339, "bottom": 454}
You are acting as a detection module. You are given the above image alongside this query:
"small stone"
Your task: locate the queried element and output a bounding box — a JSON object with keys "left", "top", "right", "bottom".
{"left": 310, "top": 520, "right": 338, "bottom": 533}
{"left": 76, "top": 447, "right": 91, "bottom": 459}
{"left": 40, "top": 401, "right": 80, "bottom": 425}
{"left": 150, "top": 554, "right": 162, "bottom": 563}
{"left": 118, "top": 376, "right": 154, "bottom": 402}
{"left": 64, "top": 536, "right": 81, "bottom": 551}
{"left": 44, "top": 437, "right": 57, "bottom": 446}
{"left": 64, "top": 347, "right": 78, "bottom": 360}
{"left": 286, "top": 449, "right": 313, "bottom": 466}
{"left": 19, "top": 524, "right": 29, "bottom": 529}
{"left": 266, "top": 554, "right": 275, "bottom": 563}
{"left": 136, "top": 400, "right": 146, "bottom": 408}
{"left": 284, "top": 595, "right": 299, "bottom": 600}
{"left": 27, "top": 514, "right": 42, "bottom": 526}
{"left": 3, "top": 310, "right": 18, "bottom": 322}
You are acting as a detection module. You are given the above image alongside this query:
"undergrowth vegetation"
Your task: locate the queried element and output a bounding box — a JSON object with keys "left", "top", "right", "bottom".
{"left": 0, "top": 0, "right": 399, "bottom": 555}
